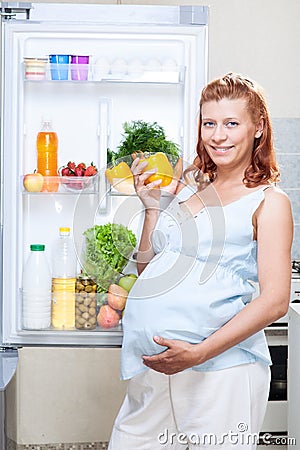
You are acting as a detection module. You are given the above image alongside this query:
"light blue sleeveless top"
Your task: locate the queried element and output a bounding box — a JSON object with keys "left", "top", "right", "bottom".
{"left": 120, "top": 185, "right": 272, "bottom": 380}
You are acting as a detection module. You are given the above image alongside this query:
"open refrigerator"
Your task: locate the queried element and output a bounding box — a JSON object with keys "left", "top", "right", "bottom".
{"left": 0, "top": 2, "right": 208, "bottom": 357}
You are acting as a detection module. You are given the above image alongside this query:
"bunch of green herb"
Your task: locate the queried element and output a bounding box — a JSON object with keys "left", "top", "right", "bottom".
{"left": 82, "top": 223, "right": 137, "bottom": 293}
{"left": 107, "top": 120, "right": 181, "bottom": 164}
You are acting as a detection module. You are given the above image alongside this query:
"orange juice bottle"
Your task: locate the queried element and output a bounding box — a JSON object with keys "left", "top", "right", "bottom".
{"left": 36, "top": 119, "right": 59, "bottom": 192}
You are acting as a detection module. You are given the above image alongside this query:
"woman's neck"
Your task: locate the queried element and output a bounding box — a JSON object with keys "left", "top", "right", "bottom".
{"left": 213, "top": 168, "right": 246, "bottom": 189}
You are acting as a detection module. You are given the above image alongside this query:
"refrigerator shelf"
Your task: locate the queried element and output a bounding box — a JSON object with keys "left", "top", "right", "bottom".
{"left": 20, "top": 324, "right": 123, "bottom": 333}
{"left": 22, "top": 175, "right": 99, "bottom": 194}
{"left": 108, "top": 186, "right": 178, "bottom": 197}
{"left": 11, "top": 328, "right": 123, "bottom": 346}
{"left": 23, "top": 62, "right": 185, "bottom": 85}
{"left": 19, "top": 282, "right": 125, "bottom": 335}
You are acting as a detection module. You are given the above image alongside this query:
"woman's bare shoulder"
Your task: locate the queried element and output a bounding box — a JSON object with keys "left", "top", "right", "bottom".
{"left": 255, "top": 185, "right": 293, "bottom": 225}
{"left": 263, "top": 185, "right": 291, "bottom": 206}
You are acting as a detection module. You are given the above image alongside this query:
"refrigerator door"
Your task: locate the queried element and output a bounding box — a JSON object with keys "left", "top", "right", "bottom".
{"left": 0, "top": 349, "right": 18, "bottom": 392}
{"left": 0, "top": 4, "right": 208, "bottom": 346}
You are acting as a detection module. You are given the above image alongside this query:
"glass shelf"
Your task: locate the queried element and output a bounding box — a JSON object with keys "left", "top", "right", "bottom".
{"left": 21, "top": 174, "right": 99, "bottom": 195}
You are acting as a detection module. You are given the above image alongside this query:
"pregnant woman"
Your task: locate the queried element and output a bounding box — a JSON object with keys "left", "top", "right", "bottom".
{"left": 108, "top": 72, "right": 293, "bottom": 450}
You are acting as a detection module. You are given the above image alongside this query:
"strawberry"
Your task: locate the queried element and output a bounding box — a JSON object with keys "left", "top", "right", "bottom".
{"left": 61, "top": 167, "right": 71, "bottom": 176}
{"left": 77, "top": 162, "right": 86, "bottom": 170}
{"left": 74, "top": 167, "right": 84, "bottom": 177}
{"left": 67, "top": 161, "right": 76, "bottom": 171}
{"left": 84, "top": 163, "right": 98, "bottom": 177}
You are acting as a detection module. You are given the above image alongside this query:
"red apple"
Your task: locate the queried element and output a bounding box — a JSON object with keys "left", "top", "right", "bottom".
{"left": 23, "top": 173, "right": 44, "bottom": 192}
{"left": 107, "top": 283, "right": 128, "bottom": 311}
{"left": 97, "top": 304, "right": 120, "bottom": 329}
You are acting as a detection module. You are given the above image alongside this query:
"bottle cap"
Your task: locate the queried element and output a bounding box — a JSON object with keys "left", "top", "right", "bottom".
{"left": 59, "top": 227, "right": 70, "bottom": 233}
{"left": 41, "top": 116, "right": 52, "bottom": 123}
{"left": 40, "top": 118, "right": 54, "bottom": 131}
{"left": 30, "top": 244, "right": 45, "bottom": 251}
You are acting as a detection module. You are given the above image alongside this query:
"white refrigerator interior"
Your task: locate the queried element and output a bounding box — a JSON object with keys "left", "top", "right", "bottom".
{"left": 0, "top": 3, "right": 208, "bottom": 346}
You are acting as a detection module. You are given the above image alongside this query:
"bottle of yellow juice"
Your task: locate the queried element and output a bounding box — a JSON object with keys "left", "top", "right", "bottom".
{"left": 51, "top": 227, "right": 77, "bottom": 329}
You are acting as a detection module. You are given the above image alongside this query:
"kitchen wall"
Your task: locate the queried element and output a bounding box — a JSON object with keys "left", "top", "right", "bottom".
{"left": 6, "top": 1, "right": 300, "bottom": 448}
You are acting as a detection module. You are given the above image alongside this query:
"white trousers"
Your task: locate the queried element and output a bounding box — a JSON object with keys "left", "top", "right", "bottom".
{"left": 108, "top": 363, "right": 270, "bottom": 450}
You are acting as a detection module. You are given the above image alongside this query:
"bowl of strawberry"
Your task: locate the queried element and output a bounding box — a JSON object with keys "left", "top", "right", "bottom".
{"left": 60, "top": 161, "right": 98, "bottom": 191}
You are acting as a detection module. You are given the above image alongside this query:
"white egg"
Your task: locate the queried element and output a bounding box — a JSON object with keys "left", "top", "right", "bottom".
{"left": 111, "top": 58, "right": 128, "bottom": 75}
{"left": 127, "top": 58, "right": 144, "bottom": 75}
{"left": 94, "top": 57, "right": 110, "bottom": 80}
{"left": 146, "top": 58, "right": 161, "bottom": 71}
{"left": 162, "top": 58, "right": 178, "bottom": 71}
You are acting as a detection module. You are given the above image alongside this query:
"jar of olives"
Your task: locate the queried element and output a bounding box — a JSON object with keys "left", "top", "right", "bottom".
{"left": 75, "top": 276, "right": 97, "bottom": 330}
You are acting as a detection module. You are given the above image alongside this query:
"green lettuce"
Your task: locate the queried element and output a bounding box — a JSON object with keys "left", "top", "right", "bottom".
{"left": 82, "top": 223, "right": 137, "bottom": 293}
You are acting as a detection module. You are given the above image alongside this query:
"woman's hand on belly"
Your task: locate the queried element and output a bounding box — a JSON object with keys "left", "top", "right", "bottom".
{"left": 142, "top": 335, "right": 201, "bottom": 375}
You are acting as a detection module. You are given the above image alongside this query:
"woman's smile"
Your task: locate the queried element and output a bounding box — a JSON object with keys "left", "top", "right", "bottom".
{"left": 211, "top": 145, "right": 234, "bottom": 154}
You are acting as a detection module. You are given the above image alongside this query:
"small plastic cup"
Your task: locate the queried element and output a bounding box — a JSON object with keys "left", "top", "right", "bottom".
{"left": 24, "top": 58, "right": 48, "bottom": 80}
{"left": 49, "top": 54, "right": 70, "bottom": 80}
{"left": 71, "top": 55, "right": 90, "bottom": 81}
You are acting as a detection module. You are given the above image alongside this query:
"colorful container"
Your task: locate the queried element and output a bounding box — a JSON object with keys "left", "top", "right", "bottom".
{"left": 49, "top": 54, "right": 70, "bottom": 80}
{"left": 71, "top": 55, "right": 90, "bottom": 81}
{"left": 24, "top": 58, "right": 47, "bottom": 81}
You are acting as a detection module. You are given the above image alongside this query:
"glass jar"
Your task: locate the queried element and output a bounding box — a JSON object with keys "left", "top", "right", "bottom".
{"left": 75, "top": 276, "right": 97, "bottom": 330}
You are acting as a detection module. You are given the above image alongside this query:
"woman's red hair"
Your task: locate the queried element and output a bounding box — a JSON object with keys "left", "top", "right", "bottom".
{"left": 188, "top": 72, "right": 280, "bottom": 187}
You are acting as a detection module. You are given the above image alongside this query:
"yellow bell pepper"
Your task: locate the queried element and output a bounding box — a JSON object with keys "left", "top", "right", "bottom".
{"left": 140, "top": 152, "right": 173, "bottom": 187}
{"left": 105, "top": 161, "right": 133, "bottom": 185}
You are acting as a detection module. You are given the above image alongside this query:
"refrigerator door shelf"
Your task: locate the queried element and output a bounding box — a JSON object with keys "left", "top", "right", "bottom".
{"left": 23, "top": 63, "right": 185, "bottom": 85}
{"left": 93, "top": 70, "right": 184, "bottom": 85}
